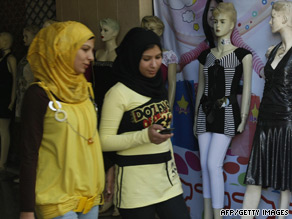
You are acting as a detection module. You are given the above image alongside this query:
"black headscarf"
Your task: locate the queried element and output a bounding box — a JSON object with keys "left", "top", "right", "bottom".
{"left": 113, "top": 27, "right": 167, "bottom": 99}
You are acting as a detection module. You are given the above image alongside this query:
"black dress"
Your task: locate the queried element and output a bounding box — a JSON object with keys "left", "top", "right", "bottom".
{"left": 92, "top": 60, "right": 117, "bottom": 171}
{"left": 245, "top": 43, "right": 292, "bottom": 191}
{"left": 92, "top": 60, "right": 116, "bottom": 126}
{"left": 196, "top": 48, "right": 251, "bottom": 137}
{"left": 0, "top": 53, "right": 13, "bottom": 118}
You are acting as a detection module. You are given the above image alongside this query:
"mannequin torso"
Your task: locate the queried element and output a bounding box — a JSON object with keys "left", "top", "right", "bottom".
{"left": 95, "top": 47, "right": 117, "bottom": 62}
{"left": 93, "top": 19, "right": 119, "bottom": 125}
{"left": 95, "top": 45, "right": 117, "bottom": 62}
{"left": 194, "top": 3, "right": 252, "bottom": 219}
{"left": 210, "top": 45, "right": 237, "bottom": 59}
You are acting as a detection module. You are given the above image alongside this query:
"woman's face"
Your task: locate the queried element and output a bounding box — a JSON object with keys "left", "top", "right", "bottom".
{"left": 23, "top": 30, "right": 35, "bottom": 47}
{"left": 207, "top": 0, "right": 219, "bottom": 28}
{"left": 213, "top": 13, "right": 234, "bottom": 37}
{"left": 139, "top": 45, "right": 162, "bottom": 78}
{"left": 100, "top": 24, "right": 117, "bottom": 42}
{"left": 269, "top": 9, "right": 284, "bottom": 33}
{"left": 74, "top": 38, "right": 95, "bottom": 74}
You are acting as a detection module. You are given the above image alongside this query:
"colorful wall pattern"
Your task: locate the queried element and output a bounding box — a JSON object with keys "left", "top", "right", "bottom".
{"left": 154, "top": 0, "right": 291, "bottom": 218}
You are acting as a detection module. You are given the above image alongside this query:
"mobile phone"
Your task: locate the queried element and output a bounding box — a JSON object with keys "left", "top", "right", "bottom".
{"left": 159, "top": 128, "right": 175, "bottom": 134}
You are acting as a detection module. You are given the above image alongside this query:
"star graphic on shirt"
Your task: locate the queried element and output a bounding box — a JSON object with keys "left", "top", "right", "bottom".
{"left": 177, "top": 95, "right": 189, "bottom": 115}
{"left": 251, "top": 104, "right": 259, "bottom": 123}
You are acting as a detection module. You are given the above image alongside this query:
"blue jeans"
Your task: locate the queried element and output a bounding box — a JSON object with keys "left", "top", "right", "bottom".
{"left": 52, "top": 205, "right": 99, "bottom": 219}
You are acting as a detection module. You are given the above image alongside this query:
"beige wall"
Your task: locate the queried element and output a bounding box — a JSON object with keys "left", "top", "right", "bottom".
{"left": 56, "top": 0, "right": 153, "bottom": 49}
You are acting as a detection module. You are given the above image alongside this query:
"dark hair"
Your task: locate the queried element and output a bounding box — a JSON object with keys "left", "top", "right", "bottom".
{"left": 202, "top": 0, "right": 223, "bottom": 48}
{"left": 143, "top": 43, "right": 162, "bottom": 53}
{"left": 24, "top": 24, "right": 40, "bottom": 36}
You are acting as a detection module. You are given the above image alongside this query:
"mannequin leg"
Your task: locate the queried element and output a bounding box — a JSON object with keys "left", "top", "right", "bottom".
{"left": 214, "top": 208, "right": 222, "bottom": 219}
{"left": 242, "top": 185, "right": 262, "bottom": 219}
{"left": 207, "top": 133, "right": 231, "bottom": 219}
{"left": 278, "top": 190, "right": 291, "bottom": 219}
{"left": 203, "top": 198, "right": 213, "bottom": 219}
{"left": 198, "top": 133, "right": 213, "bottom": 219}
{"left": 0, "top": 118, "right": 11, "bottom": 169}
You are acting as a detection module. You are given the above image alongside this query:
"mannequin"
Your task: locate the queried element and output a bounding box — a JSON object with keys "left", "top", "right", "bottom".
{"left": 10, "top": 25, "right": 39, "bottom": 182}
{"left": 93, "top": 18, "right": 120, "bottom": 216}
{"left": 194, "top": 3, "right": 252, "bottom": 219}
{"left": 141, "top": 15, "right": 177, "bottom": 111}
{"left": 15, "top": 25, "right": 40, "bottom": 120}
{"left": 0, "top": 32, "right": 17, "bottom": 170}
{"left": 243, "top": 2, "right": 292, "bottom": 218}
{"left": 93, "top": 18, "right": 119, "bottom": 122}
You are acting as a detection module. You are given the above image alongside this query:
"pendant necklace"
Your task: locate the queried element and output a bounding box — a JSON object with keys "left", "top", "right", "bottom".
{"left": 50, "top": 101, "right": 96, "bottom": 145}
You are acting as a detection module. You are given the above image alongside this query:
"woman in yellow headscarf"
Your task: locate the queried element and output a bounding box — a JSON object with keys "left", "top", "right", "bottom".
{"left": 19, "top": 21, "right": 105, "bottom": 219}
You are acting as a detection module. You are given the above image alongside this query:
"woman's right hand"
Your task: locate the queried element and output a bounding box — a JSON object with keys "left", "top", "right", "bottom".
{"left": 20, "top": 212, "right": 35, "bottom": 219}
{"left": 148, "top": 124, "right": 173, "bottom": 144}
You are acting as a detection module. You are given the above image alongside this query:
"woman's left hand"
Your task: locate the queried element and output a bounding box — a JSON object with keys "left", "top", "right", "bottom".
{"left": 105, "top": 166, "right": 115, "bottom": 202}
{"left": 148, "top": 124, "right": 173, "bottom": 144}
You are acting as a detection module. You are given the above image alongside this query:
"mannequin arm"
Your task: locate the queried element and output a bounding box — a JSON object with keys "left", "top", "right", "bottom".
{"left": 167, "top": 63, "right": 177, "bottom": 111}
{"left": 231, "top": 28, "right": 264, "bottom": 78}
{"left": 237, "top": 54, "right": 252, "bottom": 133}
{"left": 193, "top": 64, "right": 205, "bottom": 136}
{"left": 7, "top": 55, "right": 17, "bottom": 110}
{"left": 178, "top": 40, "right": 210, "bottom": 72}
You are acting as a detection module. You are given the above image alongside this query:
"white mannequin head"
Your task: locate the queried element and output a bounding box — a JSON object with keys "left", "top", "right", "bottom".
{"left": 99, "top": 18, "right": 120, "bottom": 42}
{"left": 141, "top": 16, "right": 165, "bottom": 37}
{"left": 269, "top": 1, "right": 292, "bottom": 33}
{"left": 23, "top": 25, "right": 40, "bottom": 47}
{"left": 43, "top": 19, "right": 58, "bottom": 28}
{"left": 0, "top": 32, "right": 13, "bottom": 50}
{"left": 212, "top": 2, "right": 236, "bottom": 38}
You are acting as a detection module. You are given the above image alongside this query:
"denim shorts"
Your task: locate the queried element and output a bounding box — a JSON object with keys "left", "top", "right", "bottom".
{"left": 52, "top": 205, "right": 99, "bottom": 219}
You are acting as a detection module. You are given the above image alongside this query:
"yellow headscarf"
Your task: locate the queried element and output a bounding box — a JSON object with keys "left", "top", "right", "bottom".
{"left": 27, "top": 21, "right": 95, "bottom": 103}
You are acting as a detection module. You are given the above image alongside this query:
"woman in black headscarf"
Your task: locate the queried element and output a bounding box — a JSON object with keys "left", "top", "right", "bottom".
{"left": 99, "top": 27, "right": 190, "bottom": 219}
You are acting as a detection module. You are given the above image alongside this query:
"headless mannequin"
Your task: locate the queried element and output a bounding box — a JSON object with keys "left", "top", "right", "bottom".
{"left": 0, "top": 32, "right": 17, "bottom": 169}
{"left": 194, "top": 3, "right": 252, "bottom": 219}
{"left": 94, "top": 18, "right": 119, "bottom": 216}
{"left": 242, "top": 3, "right": 292, "bottom": 218}
{"left": 141, "top": 16, "right": 177, "bottom": 111}
{"left": 16, "top": 26, "right": 39, "bottom": 120}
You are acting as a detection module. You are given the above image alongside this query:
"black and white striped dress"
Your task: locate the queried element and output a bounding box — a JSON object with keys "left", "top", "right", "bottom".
{"left": 196, "top": 48, "right": 251, "bottom": 137}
